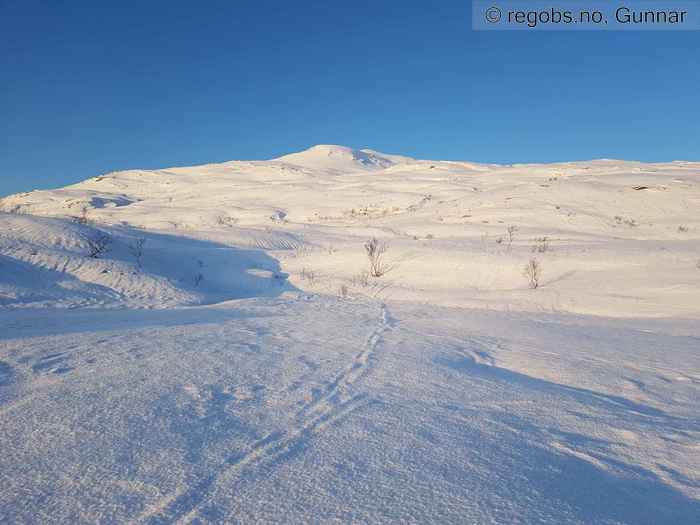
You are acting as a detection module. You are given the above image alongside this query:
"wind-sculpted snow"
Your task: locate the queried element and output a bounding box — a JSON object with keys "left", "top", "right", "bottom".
{"left": 2, "top": 145, "right": 698, "bottom": 316}
{"left": 0, "top": 146, "right": 699, "bottom": 523}
{"left": 0, "top": 213, "right": 294, "bottom": 309}
{"left": 0, "top": 298, "right": 699, "bottom": 523}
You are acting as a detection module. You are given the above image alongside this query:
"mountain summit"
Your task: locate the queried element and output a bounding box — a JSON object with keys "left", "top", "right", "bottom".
{"left": 274, "top": 144, "right": 411, "bottom": 171}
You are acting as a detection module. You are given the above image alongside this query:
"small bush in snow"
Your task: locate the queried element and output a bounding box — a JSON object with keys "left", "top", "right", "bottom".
{"left": 614, "top": 216, "right": 637, "bottom": 227}
{"left": 678, "top": 225, "right": 689, "bottom": 233}
{"left": 73, "top": 206, "right": 92, "bottom": 225}
{"left": 532, "top": 236, "right": 549, "bottom": 253}
{"left": 364, "top": 237, "right": 389, "bottom": 277}
{"left": 129, "top": 238, "right": 146, "bottom": 269}
{"left": 293, "top": 245, "right": 312, "bottom": 258}
{"left": 523, "top": 259, "right": 541, "bottom": 289}
{"left": 216, "top": 215, "right": 238, "bottom": 227}
{"left": 339, "top": 284, "right": 349, "bottom": 299}
{"left": 506, "top": 225, "right": 518, "bottom": 249}
{"left": 351, "top": 270, "right": 370, "bottom": 288}
{"left": 194, "top": 260, "right": 205, "bottom": 286}
{"left": 300, "top": 267, "right": 317, "bottom": 285}
{"left": 85, "top": 232, "right": 111, "bottom": 258}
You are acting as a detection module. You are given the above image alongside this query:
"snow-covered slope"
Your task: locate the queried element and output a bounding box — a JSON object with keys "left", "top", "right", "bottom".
{"left": 1, "top": 146, "right": 699, "bottom": 524}
{"left": 2, "top": 145, "right": 698, "bottom": 316}
{"left": 274, "top": 144, "right": 409, "bottom": 171}
{"left": 1, "top": 298, "right": 699, "bottom": 524}
{"left": 0, "top": 213, "right": 292, "bottom": 309}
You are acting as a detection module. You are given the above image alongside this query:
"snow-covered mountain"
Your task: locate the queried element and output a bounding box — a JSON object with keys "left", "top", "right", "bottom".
{"left": 274, "top": 144, "right": 411, "bottom": 170}
{"left": 1, "top": 145, "right": 698, "bottom": 316}
{"left": 1, "top": 147, "right": 699, "bottom": 524}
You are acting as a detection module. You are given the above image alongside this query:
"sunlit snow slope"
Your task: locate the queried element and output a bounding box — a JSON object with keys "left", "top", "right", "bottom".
{"left": 1, "top": 146, "right": 699, "bottom": 524}
{"left": 2, "top": 144, "right": 698, "bottom": 316}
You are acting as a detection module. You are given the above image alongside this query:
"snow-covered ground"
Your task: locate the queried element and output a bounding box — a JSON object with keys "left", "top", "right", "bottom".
{"left": 1, "top": 145, "right": 699, "bottom": 523}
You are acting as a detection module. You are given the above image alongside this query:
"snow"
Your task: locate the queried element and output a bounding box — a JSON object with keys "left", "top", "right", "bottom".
{"left": 0, "top": 146, "right": 699, "bottom": 523}
{"left": 273, "top": 144, "right": 405, "bottom": 171}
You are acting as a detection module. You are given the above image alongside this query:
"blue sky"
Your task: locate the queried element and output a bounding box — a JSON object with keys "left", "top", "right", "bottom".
{"left": 1, "top": 0, "right": 699, "bottom": 195}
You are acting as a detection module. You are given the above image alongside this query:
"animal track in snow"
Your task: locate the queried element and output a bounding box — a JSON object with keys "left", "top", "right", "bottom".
{"left": 139, "top": 303, "right": 393, "bottom": 525}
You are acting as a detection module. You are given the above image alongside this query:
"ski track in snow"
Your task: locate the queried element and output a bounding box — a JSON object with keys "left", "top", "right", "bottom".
{"left": 138, "top": 304, "right": 393, "bottom": 525}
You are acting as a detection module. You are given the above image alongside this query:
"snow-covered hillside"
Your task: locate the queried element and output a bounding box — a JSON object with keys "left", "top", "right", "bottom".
{"left": 1, "top": 146, "right": 699, "bottom": 524}
{"left": 2, "top": 144, "right": 698, "bottom": 316}
{"left": 0, "top": 213, "right": 290, "bottom": 309}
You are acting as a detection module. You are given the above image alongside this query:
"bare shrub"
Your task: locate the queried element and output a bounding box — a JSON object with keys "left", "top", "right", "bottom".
{"left": 3, "top": 203, "right": 24, "bottom": 214}
{"left": 614, "top": 216, "right": 637, "bottom": 227}
{"left": 339, "top": 284, "right": 349, "bottom": 299}
{"left": 300, "top": 267, "right": 317, "bottom": 285}
{"left": 351, "top": 271, "right": 370, "bottom": 288}
{"left": 194, "top": 260, "right": 205, "bottom": 287}
{"left": 364, "top": 237, "right": 389, "bottom": 277}
{"left": 216, "top": 215, "right": 238, "bottom": 227}
{"left": 532, "top": 236, "right": 550, "bottom": 253}
{"left": 129, "top": 238, "right": 146, "bottom": 269}
{"left": 73, "top": 206, "right": 91, "bottom": 225}
{"left": 678, "top": 225, "right": 689, "bottom": 233}
{"left": 85, "top": 231, "right": 111, "bottom": 259}
{"left": 293, "top": 245, "right": 312, "bottom": 258}
{"left": 523, "top": 259, "right": 541, "bottom": 289}
{"left": 506, "top": 225, "right": 518, "bottom": 249}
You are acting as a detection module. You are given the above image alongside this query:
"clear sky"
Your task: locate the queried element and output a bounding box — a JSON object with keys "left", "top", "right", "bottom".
{"left": 1, "top": 0, "right": 699, "bottom": 196}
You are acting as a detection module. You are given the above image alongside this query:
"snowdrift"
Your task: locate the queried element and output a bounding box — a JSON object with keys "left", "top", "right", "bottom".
{"left": 0, "top": 213, "right": 293, "bottom": 309}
